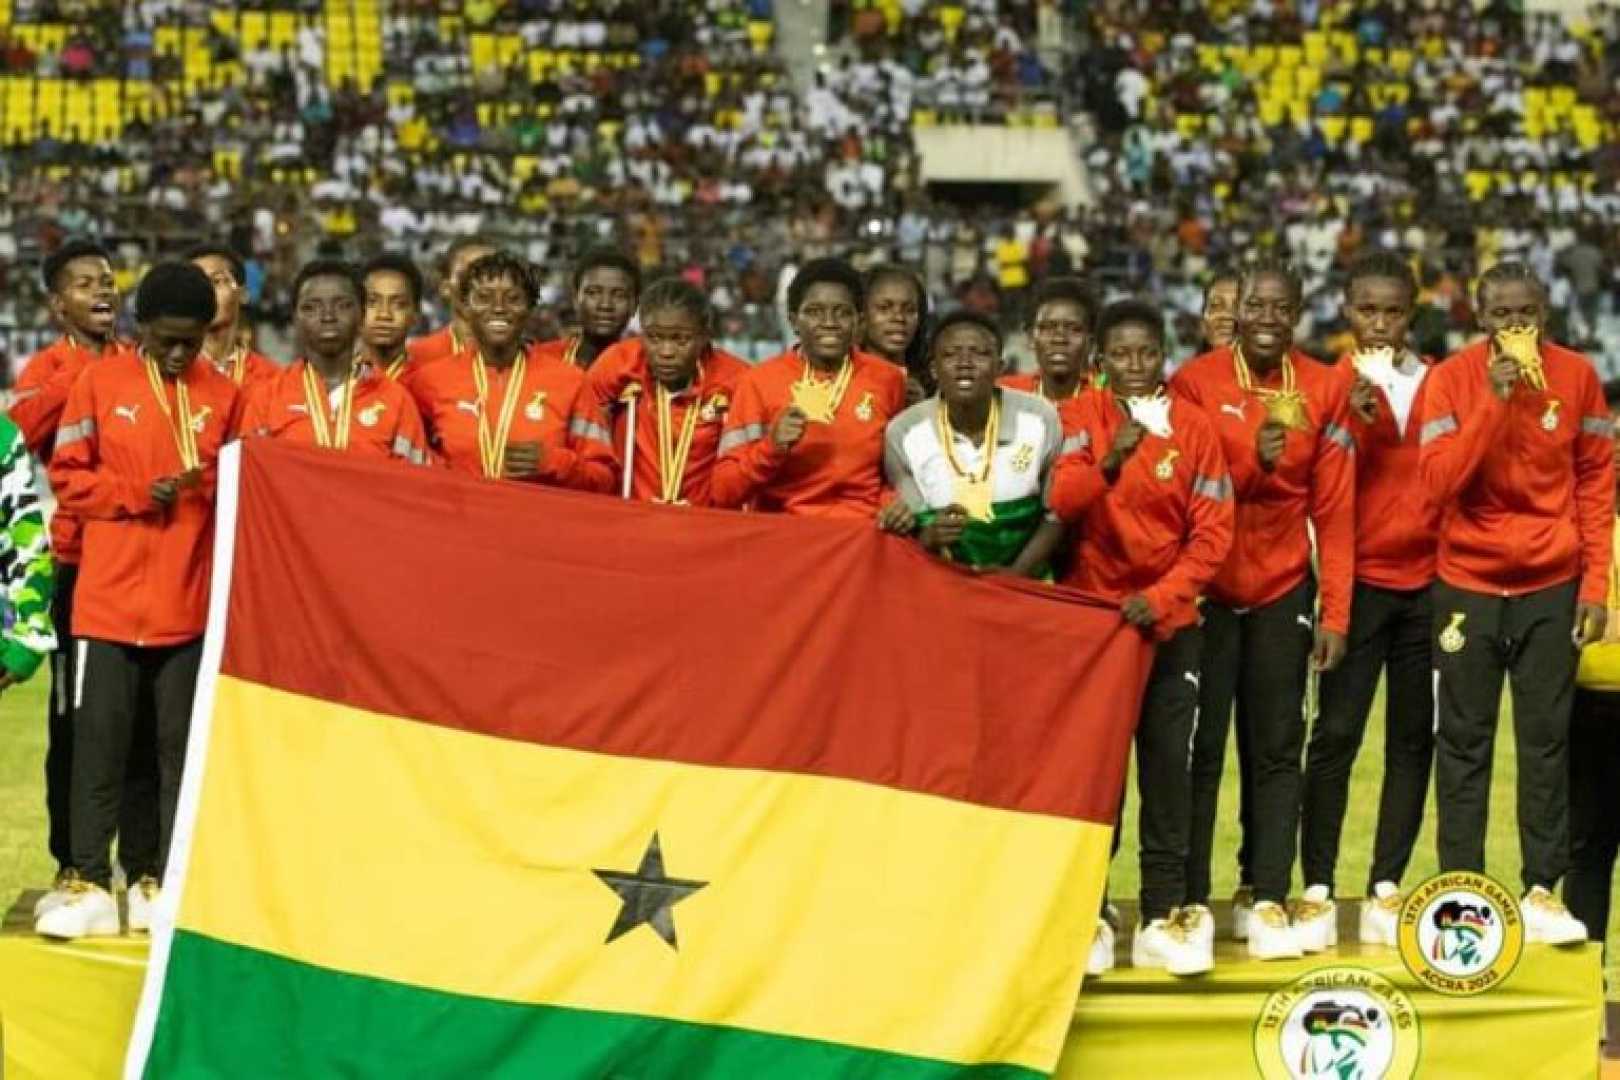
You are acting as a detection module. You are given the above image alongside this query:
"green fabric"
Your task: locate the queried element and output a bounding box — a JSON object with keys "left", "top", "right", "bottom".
{"left": 0, "top": 416, "right": 53, "bottom": 680}
{"left": 917, "top": 495, "right": 1045, "bottom": 569}
{"left": 145, "top": 932, "right": 1045, "bottom": 1080}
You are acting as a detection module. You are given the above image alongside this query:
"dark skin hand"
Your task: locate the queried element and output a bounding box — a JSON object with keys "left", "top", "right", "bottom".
{"left": 1576, "top": 603, "right": 1608, "bottom": 648}
{"left": 1312, "top": 629, "right": 1347, "bottom": 671}
{"left": 772, "top": 406, "right": 808, "bottom": 451}
{"left": 1348, "top": 377, "right": 1379, "bottom": 423}
{"left": 1121, "top": 594, "right": 1156, "bottom": 630}
{"left": 1256, "top": 421, "right": 1287, "bottom": 472}
{"left": 1101, "top": 420, "right": 1146, "bottom": 483}
{"left": 876, "top": 499, "right": 916, "bottom": 534}
{"left": 920, "top": 505, "right": 969, "bottom": 554}
{"left": 503, "top": 441, "right": 546, "bottom": 480}
{"left": 1487, "top": 349, "right": 1520, "bottom": 401}
{"left": 151, "top": 467, "right": 204, "bottom": 509}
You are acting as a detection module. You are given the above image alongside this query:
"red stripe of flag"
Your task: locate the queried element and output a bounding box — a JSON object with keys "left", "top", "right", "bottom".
{"left": 221, "top": 442, "right": 1153, "bottom": 822}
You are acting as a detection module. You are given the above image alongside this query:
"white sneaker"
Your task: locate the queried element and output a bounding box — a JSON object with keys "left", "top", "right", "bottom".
{"left": 1359, "top": 881, "right": 1402, "bottom": 947}
{"left": 1232, "top": 885, "right": 1254, "bottom": 941}
{"left": 1523, "top": 886, "right": 1587, "bottom": 945}
{"left": 1178, "top": 903, "right": 1215, "bottom": 949}
{"left": 1086, "top": 917, "right": 1116, "bottom": 976}
{"left": 32, "top": 868, "right": 83, "bottom": 919}
{"left": 1134, "top": 915, "right": 1215, "bottom": 976}
{"left": 127, "top": 876, "right": 160, "bottom": 933}
{"left": 1248, "top": 900, "right": 1303, "bottom": 960}
{"left": 1291, "top": 884, "right": 1338, "bottom": 954}
{"left": 34, "top": 880, "right": 119, "bottom": 940}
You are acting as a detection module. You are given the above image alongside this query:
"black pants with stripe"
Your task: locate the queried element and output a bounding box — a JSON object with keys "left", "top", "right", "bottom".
{"left": 46, "top": 563, "right": 161, "bottom": 880}
{"left": 70, "top": 638, "right": 200, "bottom": 889}
{"left": 1300, "top": 582, "right": 1435, "bottom": 894}
{"left": 1129, "top": 624, "right": 1202, "bottom": 921}
{"left": 1433, "top": 579, "right": 1578, "bottom": 891}
{"left": 1187, "top": 578, "right": 1316, "bottom": 906}
{"left": 1564, "top": 687, "right": 1620, "bottom": 945}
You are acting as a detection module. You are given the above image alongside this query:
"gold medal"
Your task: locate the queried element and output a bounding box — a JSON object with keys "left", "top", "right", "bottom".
{"left": 1234, "top": 346, "right": 1309, "bottom": 431}
{"left": 790, "top": 355, "right": 854, "bottom": 423}
{"left": 655, "top": 363, "right": 704, "bottom": 504}
{"left": 935, "top": 396, "right": 1001, "bottom": 523}
{"left": 1495, "top": 326, "right": 1545, "bottom": 390}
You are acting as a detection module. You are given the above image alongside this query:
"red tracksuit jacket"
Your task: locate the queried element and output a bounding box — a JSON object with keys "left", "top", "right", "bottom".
{"left": 1048, "top": 389, "right": 1235, "bottom": 636}
{"left": 1169, "top": 346, "right": 1356, "bottom": 634}
{"left": 1418, "top": 338, "right": 1614, "bottom": 604}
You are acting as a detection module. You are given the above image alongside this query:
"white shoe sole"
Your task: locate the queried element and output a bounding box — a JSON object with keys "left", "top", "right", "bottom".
{"left": 1527, "top": 924, "right": 1587, "bottom": 946}
{"left": 1165, "top": 952, "right": 1214, "bottom": 976}
{"left": 1298, "top": 920, "right": 1337, "bottom": 954}
{"left": 35, "top": 912, "right": 119, "bottom": 940}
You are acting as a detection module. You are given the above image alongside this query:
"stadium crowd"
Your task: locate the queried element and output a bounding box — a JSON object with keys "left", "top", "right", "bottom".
{"left": 3, "top": 227, "right": 1619, "bottom": 988}
{"left": 4, "top": 0, "right": 1620, "bottom": 379}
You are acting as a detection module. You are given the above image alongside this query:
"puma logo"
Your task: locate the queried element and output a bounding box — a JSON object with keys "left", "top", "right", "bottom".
{"left": 455, "top": 400, "right": 481, "bottom": 416}
{"left": 113, "top": 404, "right": 140, "bottom": 424}
{"left": 1183, "top": 671, "right": 1200, "bottom": 689}
{"left": 1296, "top": 614, "right": 1314, "bottom": 631}
{"left": 1219, "top": 402, "right": 1246, "bottom": 421}
{"left": 288, "top": 403, "right": 309, "bottom": 414}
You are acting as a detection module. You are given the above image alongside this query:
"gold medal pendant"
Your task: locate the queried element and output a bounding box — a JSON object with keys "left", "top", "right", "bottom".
{"left": 952, "top": 476, "right": 995, "bottom": 522}
{"left": 1496, "top": 326, "right": 1545, "bottom": 390}
{"left": 1261, "top": 389, "right": 1309, "bottom": 431}
{"left": 790, "top": 377, "right": 836, "bottom": 423}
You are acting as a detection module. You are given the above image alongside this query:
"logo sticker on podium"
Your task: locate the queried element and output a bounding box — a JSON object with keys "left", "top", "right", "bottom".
{"left": 1254, "top": 965, "right": 1420, "bottom": 1080}
{"left": 1397, "top": 871, "right": 1524, "bottom": 996}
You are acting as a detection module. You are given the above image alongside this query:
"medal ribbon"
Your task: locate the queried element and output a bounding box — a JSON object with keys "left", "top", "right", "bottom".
{"left": 1233, "top": 345, "right": 1303, "bottom": 425}
{"left": 472, "top": 352, "right": 527, "bottom": 479}
{"left": 385, "top": 355, "right": 406, "bottom": 380}
{"left": 655, "top": 367, "right": 703, "bottom": 503}
{"left": 142, "top": 356, "right": 200, "bottom": 471}
{"left": 935, "top": 395, "right": 1001, "bottom": 490}
{"left": 301, "top": 361, "right": 357, "bottom": 450}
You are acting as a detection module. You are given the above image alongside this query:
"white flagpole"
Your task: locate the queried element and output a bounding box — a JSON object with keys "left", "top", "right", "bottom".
{"left": 620, "top": 386, "right": 639, "bottom": 500}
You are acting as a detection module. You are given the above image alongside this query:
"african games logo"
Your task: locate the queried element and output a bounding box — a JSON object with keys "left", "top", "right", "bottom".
{"left": 1254, "top": 965, "right": 1420, "bottom": 1080}
{"left": 1397, "top": 871, "right": 1524, "bottom": 995}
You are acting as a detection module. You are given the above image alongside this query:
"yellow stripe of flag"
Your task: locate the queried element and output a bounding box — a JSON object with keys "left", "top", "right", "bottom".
{"left": 179, "top": 678, "right": 1110, "bottom": 1070}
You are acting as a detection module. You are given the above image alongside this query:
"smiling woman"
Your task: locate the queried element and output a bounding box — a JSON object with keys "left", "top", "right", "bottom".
{"left": 401, "top": 253, "right": 617, "bottom": 491}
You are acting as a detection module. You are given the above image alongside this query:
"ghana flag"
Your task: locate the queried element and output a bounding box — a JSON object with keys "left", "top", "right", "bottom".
{"left": 126, "top": 440, "right": 1154, "bottom": 1079}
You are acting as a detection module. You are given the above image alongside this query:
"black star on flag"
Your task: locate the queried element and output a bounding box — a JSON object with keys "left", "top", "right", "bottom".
{"left": 593, "top": 832, "right": 707, "bottom": 950}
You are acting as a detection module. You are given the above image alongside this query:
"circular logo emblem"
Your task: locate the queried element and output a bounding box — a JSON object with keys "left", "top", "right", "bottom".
{"left": 1254, "top": 965, "right": 1420, "bottom": 1080}
{"left": 1397, "top": 871, "right": 1524, "bottom": 996}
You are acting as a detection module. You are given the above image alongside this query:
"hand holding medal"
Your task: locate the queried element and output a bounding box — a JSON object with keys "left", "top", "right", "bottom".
{"left": 1125, "top": 393, "right": 1173, "bottom": 439}
{"left": 1493, "top": 325, "right": 1544, "bottom": 392}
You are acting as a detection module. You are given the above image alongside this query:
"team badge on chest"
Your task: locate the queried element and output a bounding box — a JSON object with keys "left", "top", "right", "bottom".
{"left": 699, "top": 393, "right": 728, "bottom": 424}
{"left": 1154, "top": 448, "right": 1180, "bottom": 481}
{"left": 1009, "top": 442, "right": 1034, "bottom": 473}
{"left": 525, "top": 391, "right": 547, "bottom": 422}
{"left": 358, "top": 402, "right": 386, "bottom": 428}
{"left": 1540, "top": 398, "right": 1560, "bottom": 432}
{"left": 189, "top": 406, "right": 212, "bottom": 435}
{"left": 853, "top": 391, "right": 875, "bottom": 422}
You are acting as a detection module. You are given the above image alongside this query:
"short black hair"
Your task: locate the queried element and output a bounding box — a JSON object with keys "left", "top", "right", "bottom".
{"left": 639, "top": 277, "right": 713, "bottom": 333}
{"left": 362, "top": 252, "right": 425, "bottom": 306}
{"left": 863, "top": 263, "right": 931, "bottom": 372}
{"left": 1096, "top": 298, "right": 1165, "bottom": 349}
{"left": 787, "top": 257, "right": 865, "bottom": 316}
{"left": 1475, "top": 260, "right": 1545, "bottom": 307}
{"left": 292, "top": 259, "right": 364, "bottom": 307}
{"left": 185, "top": 243, "right": 247, "bottom": 286}
{"left": 929, "top": 310, "right": 1003, "bottom": 356}
{"left": 573, "top": 248, "right": 641, "bottom": 296}
{"left": 133, "top": 262, "right": 217, "bottom": 325}
{"left": 460, "top": 251, "right": 539, "bottom": 308}
{"left": 1029, "top": 276, "right": 1098, "bottom": 328}
{"left": 1345, "top": 250, "right": 1416, "bottom": 305}
{"left": 42, "top": 239, "right": 112, "bottom": 293}
{"left": 1239, "top": 255, "right": 1304, "bottom": 308}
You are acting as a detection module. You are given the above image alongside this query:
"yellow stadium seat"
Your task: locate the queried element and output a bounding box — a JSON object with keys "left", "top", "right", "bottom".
{"left": 938, "top": 4, "right": 964, "bottom": 43}
{"left": 1350, "top": 115, "right": 1373, "bottom": 142}
{"left": 1319, "top": 115, "right": 1347, "bottom": 144}
{"left": 1389, "top": 48, "right": 1413, "bottom": 74}
{"left": 1276, "top": 45, "right": 1301, "bottom": 69}
{"left": 748, "top": 20, "right": 773, "bottom": 52}
{"left": 1196, "top": 44, "right": 1221, "bottom": 72}
{"left": 270, "top": 13, "right": 298, "bottom": 49}
{"left": 1551, "top": 86, "right": 1576, "bottom": 113}
{"left": 1175, "top": 113, "right": 1203, "bottom": 137}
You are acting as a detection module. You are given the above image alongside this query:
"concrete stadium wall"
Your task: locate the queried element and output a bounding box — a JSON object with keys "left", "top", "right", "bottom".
{"left": 911, "top": 125, "right": 1090, "bottom": 209}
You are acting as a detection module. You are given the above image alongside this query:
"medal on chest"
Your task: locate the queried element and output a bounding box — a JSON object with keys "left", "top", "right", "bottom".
{"left": 790, "top": 356, "right": 854, "bottom": 423}
{"left": 1235, "top": 347, "right": 1309, "bottom": 431}
{"left": 937, "top": 398, "right": 1001, "bottom": 523}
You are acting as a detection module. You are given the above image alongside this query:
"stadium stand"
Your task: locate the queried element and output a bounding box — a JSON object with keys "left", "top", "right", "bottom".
{"left": 0, "top": 0, "right": 1617, "bottom": 374}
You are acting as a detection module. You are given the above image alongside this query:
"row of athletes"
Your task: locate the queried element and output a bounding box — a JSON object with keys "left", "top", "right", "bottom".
{"left": 11, "top": 239, "right": 1616, "bottom": 987}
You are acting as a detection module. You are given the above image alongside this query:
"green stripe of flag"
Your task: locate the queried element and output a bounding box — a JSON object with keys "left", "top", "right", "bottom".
{"left": 144, "top": 932, "right": 1047, "bottom": 1079}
